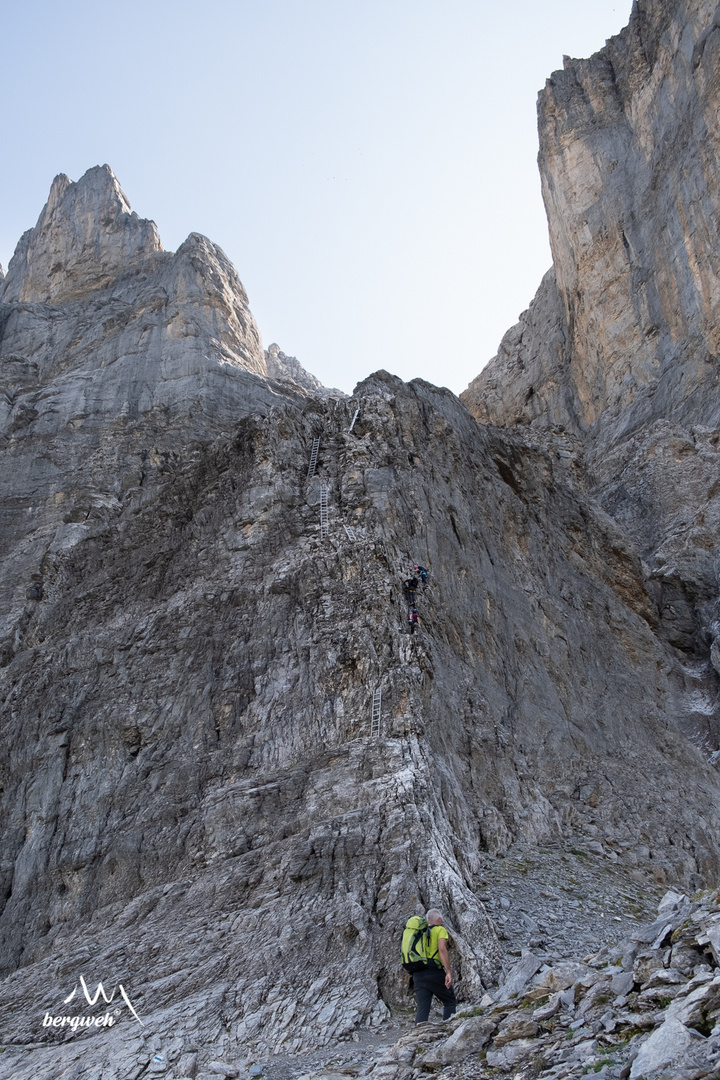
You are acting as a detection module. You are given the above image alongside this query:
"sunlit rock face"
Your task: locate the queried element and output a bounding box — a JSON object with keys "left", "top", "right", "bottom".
{"left": 537, "top": 0, "right": 720, "bottom": 442}
{"left": 0, "top": 165, "right": 268, "bottom": 424}
{"left": 1, "top": 165, "right": 164, "bottom": 304}
{"left": 464, "top": 0, "right": 720, "bottom": 446}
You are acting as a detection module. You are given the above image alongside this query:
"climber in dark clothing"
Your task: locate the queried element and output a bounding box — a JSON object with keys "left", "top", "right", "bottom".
{"left": 404, "top": 576, "right": 419, "bottom": 604}
{"left": 414, "top": 564, "right": 428, "bottom": 587}
{"left": 408, "top": 607, "right": 421, "bottom": 634}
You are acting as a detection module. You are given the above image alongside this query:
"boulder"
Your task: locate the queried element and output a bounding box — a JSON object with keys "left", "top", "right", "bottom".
{"left": 658, "top": 890, "right": 689, "bottom": 911}
{"left": 420, "top": 1017, "right": 497, "bottom": 1066}
{"left": 485, "top": 1037, "right": 538, "bottom": 1070}
{"left": 497, "top": 955, "right": 543, "bottom": 1000}
{"left": 633, "top": 950, "right": 668, "bottom": 985}
{"left": 493, "top": 1009, "right": 539, "bottom": 1047}
{"left": 697, "top": 918, "right": 720, "bottom": 965}
{"left": 537, "top": 961, "right": 590, "bottom": 993}
{"left": 629, "top": 1016, "right": 708, "bottom": 1079}
{"left": 533, "top": 993, "right": 561, "bottom": 1021}
{"left": 641, "top": 967, "right": 686, "bottom": 990}
{"left": 610, "top": 970, "right": 635, "bottom": 997}
{"left": 667, "top": 975, "right": 720, "bottom": 1028}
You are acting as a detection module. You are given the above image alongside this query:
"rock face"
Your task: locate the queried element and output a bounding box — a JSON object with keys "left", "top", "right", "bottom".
{"left": 2, "top": 166, "right": 164, "bottom": 304}
{"left": 4, "top": 3, "right": 720, "bottom": 1068}
{"left": 463, "top": 0, "right": 720, "bottom": 446}
{"left": 3, "top": 349, "right": 720, "bottom": 1073}
{"left": 265, "top": 342, "right": 342, "bottom": 397}
{"left": 461, "top": 268, "right": 569, "bottom": 434}
{"left": 463, "top": 0, "right": 720, "bottom": 758}
{"left": 0, "top": 166, "right": 326, "bottom": 653}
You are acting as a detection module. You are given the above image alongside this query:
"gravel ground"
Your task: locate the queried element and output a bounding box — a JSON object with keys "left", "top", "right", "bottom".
{"left": 474, "top": 842, "right": 663, "bottom": 964}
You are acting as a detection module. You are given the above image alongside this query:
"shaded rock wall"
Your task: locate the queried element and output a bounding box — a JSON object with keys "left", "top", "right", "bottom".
{"left": 462, "top": 0, "right": 720, "bottom": 751}
{"left": 2, "top": 365, "right": 720, "bottom": 1062}
{"left": 0, "top": 168, "right": 323, "bottom": 658}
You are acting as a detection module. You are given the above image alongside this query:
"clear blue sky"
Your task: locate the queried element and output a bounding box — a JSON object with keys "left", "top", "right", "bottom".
{"left": 0, "top": 0, "right": 632, "bottom": 395}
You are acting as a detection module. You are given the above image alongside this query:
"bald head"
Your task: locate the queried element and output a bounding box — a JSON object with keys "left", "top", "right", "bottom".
{"left": 426, "top": 908, "right": 443, "bottom": 925}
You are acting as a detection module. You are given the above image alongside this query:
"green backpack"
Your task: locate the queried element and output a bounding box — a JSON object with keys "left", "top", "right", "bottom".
{"left": 400, "top": 915, "right": 430, "bottom": 973}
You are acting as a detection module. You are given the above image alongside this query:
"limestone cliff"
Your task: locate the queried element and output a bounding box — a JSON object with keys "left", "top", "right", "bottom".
{"left": 4, "top": 21, "right": 720, "bottom": 1070}
{"left": 0, "top": 166, "right": 324, "bottom": 660}
{"left": 3, "top": 360, "right": 719, "bottom": 1075}
{"left": 463, "top": 0, "right": 720, "bottom": 446}
{"left": 462, "top": 0, "right": 720, "bottom": 774}
{"left": 2, "top": 167, "right": 164, "bottom": 305}
{"left": 265, "top": 343, "right": 342, "bottom": 397}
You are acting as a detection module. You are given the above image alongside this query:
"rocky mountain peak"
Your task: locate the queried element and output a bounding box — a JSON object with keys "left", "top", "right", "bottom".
{"left": 265, "top": 341, "right": 344, "bottom": 396}
{"left": 5, "top": 3, "right": 720, "bottom": 1077}
{"left": 0, "top": 164, "right": 163, "bottom": 304}
{"left": 462, "top": 0, "right": 720, "bottom": 452}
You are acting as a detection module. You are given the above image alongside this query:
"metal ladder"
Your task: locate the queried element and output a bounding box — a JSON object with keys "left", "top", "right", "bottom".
{"left": 319, "top": 484, "right": 329, "bottom": 538}
{"left": 370, "top": 687, "right": 382, "bottom": 738}
{"left": 343, "top": 524, "right": 357, "bottom": 541}
{"left": 349, "top": 409, "right": 359, "bottom": 433}
{"left": 307, "top": 437, "right": 320, "bottom": 480}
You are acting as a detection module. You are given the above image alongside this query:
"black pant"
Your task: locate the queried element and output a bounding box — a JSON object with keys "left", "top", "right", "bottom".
{"left": 414, "top": 968, "right": 457, "bottom": 1023}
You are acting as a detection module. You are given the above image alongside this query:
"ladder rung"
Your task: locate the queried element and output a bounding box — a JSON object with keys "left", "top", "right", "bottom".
{"left": 307, "top": 436, "right": 321, "bottom": 480}
{"left": 370, "top": 687, "right": 382, "bottom": 737}
{"left": 320, "top": 483, "right": 329, "bottom": 538}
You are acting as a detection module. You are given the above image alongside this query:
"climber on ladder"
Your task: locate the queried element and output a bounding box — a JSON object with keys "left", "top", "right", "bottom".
{"left": 408, "top": 607, "right": 421, "bottom": 635}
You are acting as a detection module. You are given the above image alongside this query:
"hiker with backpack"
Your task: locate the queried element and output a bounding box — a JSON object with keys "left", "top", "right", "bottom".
{"left": 408, "top": 607, "right": 421, "bottom": 635}
{"left": 400, "top": 909, "right": 456, "bottom": 1024}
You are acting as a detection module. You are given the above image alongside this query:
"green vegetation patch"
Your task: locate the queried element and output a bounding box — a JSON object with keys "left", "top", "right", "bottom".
{"left": 582, "top": 1059, "right": 616, "bottom": 1075}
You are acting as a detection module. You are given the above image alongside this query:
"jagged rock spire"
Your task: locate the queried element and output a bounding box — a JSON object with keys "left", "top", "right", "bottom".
{"left": 1, "top": 164, "right": 163, "bottom": 303}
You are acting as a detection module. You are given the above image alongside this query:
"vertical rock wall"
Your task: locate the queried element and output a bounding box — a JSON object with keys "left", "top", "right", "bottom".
{"left": 3, "top": 92, "right": 720, "bottom": 1072}
{"left": 462, "top": 0, "right": 720, "bottom": 757}
{"left": 463, "top": 0, "right": 720, "bottom": 445}
{"left": 2, "top": 369, "right": 720, "bottom": 1065}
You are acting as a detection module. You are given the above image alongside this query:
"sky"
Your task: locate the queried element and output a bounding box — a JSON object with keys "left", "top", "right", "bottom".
{"left": 0, "top": 0, "right": 632, "bottom": 396}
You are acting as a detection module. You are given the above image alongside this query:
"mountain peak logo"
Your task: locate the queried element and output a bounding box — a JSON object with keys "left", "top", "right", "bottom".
{"left": 42, "top": 975, "right": 144, "bottom": 1032}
